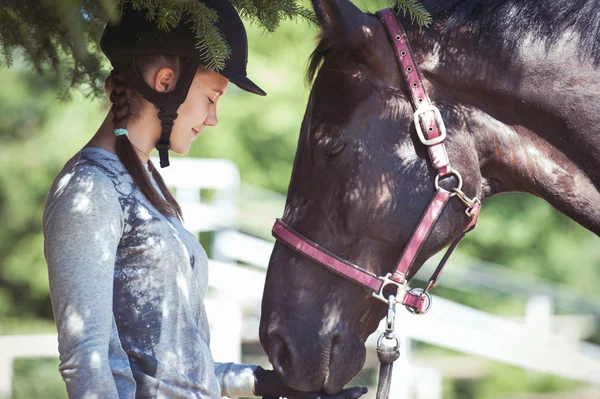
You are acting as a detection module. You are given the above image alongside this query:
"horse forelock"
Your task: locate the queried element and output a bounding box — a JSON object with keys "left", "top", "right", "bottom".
{"left": 306, "top": 13, "right": 392, "bottom": 85}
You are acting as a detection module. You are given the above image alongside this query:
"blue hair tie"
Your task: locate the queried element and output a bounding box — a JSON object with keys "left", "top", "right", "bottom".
{"left": 114, "top": 128, "right": 129, "bottom": 137}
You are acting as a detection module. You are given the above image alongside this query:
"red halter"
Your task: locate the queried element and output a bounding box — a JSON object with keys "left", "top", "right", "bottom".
{"left": 271, "top": 9, "right": 481, "bottom": 314}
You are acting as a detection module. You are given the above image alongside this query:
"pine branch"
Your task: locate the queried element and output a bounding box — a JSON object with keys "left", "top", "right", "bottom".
{"left": 232, "top": 0, "right": 315, "bottom": 31}
{"left": 293, "top": 6, "right": 318, "bottom": 26}
{"left": 0, "top": 42, "right": 14, "bottom": 68}
{"left": 392, "top": 0, "right": 432, "bottom": 27}
{"left": 57, "top": 61, "right": 79, "bottom": 103}
{"left": 0, "top": 17, "right": 15, "bottom": 67}
{"left": 0, "top": 0, "right": 427, "bottom": 100}
{"left": 181, "top": 1, "right": 228, "bottom": 71}
{"left": 0, "top": 5, "right": 38, "bottom": 68}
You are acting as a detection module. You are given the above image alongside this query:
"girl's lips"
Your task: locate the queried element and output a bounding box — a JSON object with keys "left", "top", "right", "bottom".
{"left": 192, "top": 127, "right": 203, "bottom": 135}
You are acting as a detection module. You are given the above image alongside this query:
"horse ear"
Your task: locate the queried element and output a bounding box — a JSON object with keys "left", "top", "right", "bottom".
{"left": 311, "top": 0, "right": 366, "bottom": 42}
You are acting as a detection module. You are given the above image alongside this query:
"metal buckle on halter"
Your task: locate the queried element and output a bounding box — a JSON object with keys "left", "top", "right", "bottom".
{"left": 414, "top": 105, "right": 447, "bottom": 146}
{"left": 372, "top": 273, "right": 404, "bottom": 305}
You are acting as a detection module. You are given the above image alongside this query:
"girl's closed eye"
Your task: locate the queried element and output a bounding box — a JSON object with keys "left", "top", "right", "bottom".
{"left": 207, "top": 97, "right": 215, "bottom": 105}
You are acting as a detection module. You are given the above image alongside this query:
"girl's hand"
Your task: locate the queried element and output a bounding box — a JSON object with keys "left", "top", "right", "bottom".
{"left": 254, "top": 367, "right": 368, "bottom": 399}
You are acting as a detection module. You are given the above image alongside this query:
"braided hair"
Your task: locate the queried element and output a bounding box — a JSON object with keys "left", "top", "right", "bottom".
{"left": 106, "top": 69, "right": 183, "bottom": 220}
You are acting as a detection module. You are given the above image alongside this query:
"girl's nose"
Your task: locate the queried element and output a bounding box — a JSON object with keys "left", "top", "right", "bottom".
{"left": 204, "top": 113, "right": 218, "bottom": 127}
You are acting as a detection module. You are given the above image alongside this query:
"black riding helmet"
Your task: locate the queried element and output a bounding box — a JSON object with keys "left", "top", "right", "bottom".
{"left": 100, "top": 0, "right": 266, "bottom": 168}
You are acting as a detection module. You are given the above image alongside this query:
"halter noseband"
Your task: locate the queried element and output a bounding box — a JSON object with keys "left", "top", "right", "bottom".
{"left": 271, "top": 8, "right": 481, "bottom": 314}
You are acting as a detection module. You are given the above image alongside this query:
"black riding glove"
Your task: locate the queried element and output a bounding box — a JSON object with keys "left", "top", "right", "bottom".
{"left": 253, "top": 366, "right": 368, "bottom": 399}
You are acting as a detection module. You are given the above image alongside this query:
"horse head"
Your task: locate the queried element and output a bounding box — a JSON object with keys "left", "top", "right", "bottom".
{"left": 259, "top": 0, "right": 481, "bottom": 393}
{"left": 260, "top": 0, "right": 600, "bottom": 394}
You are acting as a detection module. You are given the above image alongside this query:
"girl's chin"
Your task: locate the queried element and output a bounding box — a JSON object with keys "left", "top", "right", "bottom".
{"left": 169, "top": 144, "right": 191, "bottom": 156}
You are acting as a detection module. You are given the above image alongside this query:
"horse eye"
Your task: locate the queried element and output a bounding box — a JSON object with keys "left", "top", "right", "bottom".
{"left": 325, "top": 143, "right": 346, "bottom": 160}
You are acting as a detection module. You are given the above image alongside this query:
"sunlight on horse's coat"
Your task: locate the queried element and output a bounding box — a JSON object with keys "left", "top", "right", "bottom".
{"left": 373, "top": 175, "right": 393, "bottom": 211}
{"left": 380, "top": 96, "right": 404, "bottom": 121}
{"left": 322, "top": 301, "right": 343, "bottom": 333}
{"left": 361, "top": 25, "right": 373, "bottom": 37}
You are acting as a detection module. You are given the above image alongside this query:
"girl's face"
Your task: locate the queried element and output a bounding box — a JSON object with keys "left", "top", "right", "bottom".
{"left": 169, "top": 70, "right": 229, "bottom": 155}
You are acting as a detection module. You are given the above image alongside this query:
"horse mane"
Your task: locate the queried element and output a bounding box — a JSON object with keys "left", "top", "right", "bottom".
{"left": 307, "top": 0, "right": 600, "bottom": 82}
{"left": 420, "top": 0, "right": 600, "bottom": 64}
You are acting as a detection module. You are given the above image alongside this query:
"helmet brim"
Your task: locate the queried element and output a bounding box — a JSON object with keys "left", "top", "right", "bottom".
{"left": 226, "top": 73, "right": 267, "bottom": 96}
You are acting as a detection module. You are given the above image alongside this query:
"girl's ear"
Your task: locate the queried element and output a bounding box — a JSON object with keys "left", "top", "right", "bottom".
{"left": 153, "top": 67, "right": 177, "bottom": 93}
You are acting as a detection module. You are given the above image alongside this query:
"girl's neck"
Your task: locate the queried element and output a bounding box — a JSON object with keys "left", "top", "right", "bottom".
{"left": 86, "top": 110, "right": 159, "bottom": 163}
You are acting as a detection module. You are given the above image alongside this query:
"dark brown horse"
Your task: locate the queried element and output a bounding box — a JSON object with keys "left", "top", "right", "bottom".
{"left": 260, "top": 0, "right": 600, "bottom": 394}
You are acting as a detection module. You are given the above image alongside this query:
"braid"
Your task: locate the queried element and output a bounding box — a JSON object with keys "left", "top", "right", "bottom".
{"left": 107, "top": 70, "right": 183, "bottom": 220}
{"left": 109, "top": 71, "right": 130, "bottom": 129}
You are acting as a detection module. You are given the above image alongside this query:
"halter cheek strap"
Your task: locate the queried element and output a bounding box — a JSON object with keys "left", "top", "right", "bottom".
{"left": 378, "top": 9, "right": 451, "bottom": 177}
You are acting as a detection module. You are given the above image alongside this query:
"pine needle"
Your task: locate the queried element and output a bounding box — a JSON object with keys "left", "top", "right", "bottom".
{"left": 181, "top": 1, "right": 229, "bottom": 71}
{"left": 392, "top": 0, "right": 432, "bottom": 27}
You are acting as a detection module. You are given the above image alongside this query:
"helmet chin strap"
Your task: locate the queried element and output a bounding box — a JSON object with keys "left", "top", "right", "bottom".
{"left": 155, "top": 106, "right": 178, "bottom": 168}
{"left": 118, "top": 56, "right": 201, "bottom": 167}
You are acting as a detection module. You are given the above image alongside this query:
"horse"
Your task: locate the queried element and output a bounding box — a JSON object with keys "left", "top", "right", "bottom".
{"left": 259, "top": 0, "right": 600, "bottom": 395}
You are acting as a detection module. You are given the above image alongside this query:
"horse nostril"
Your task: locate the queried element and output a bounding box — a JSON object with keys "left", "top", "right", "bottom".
{"left": 331, "top": 333, "right": 341, "bottom": 356}
{"left": 267, "top": 335, "right": 292, "bottom": 376}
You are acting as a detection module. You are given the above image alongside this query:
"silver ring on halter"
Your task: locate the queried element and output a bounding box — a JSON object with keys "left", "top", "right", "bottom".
{"left": 434, "top": 168, "right": 463, "bottom": 193}
{"left": 405, "top": 287, "right": 433, "bottom": 315}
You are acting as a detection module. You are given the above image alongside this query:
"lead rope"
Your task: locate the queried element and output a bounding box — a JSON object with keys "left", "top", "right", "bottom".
{"left": 375, "top": 295, "right": 401, "bottom": 399}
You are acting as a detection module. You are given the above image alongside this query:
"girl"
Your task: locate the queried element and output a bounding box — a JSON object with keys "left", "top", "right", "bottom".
{"left": 43, "top": 0, "right": 367, "bottom": 398}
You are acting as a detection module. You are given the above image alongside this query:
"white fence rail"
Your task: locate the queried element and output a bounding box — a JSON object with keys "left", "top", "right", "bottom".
{"left": 2, "top": 286, "right": 599, "bottom": 396}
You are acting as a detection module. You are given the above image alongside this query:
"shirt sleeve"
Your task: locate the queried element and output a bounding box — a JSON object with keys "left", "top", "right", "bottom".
{"left": 43, "top": 164, "right": 132, "bottom": 398}
{"left": 214, "top": 362, "right": 259, "bottom": 398}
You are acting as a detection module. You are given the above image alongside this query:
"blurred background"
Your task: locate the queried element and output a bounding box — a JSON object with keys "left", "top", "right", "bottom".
{"left": 0, "top": 0, "right": 599, "bottom": 398}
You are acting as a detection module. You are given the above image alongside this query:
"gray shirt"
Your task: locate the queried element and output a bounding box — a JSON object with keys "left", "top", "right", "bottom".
{"left": 43, "top": 148, "right": 257, "bottom": 398}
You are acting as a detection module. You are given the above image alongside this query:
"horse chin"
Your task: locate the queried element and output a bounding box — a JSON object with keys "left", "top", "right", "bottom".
{"left": 322, "top": 371, "right": 349, "bottom": 395}
{"left": 323, "top": 341, "right": 367, "bottom": 394}
{"left": 269, "top": 337, "right": 366, "bottom": 395}
{"left": 278, "top": 362, "right": 361, "bottom": 395}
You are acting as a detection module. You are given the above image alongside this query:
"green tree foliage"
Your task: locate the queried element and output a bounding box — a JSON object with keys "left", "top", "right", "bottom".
{"left": 0, "top": 1, "right": 429, "bottom": 100}
{"left": 0, "top": 60, "right": 106, "bottom": 324}
{"left": 6, "top": 0, "right": 597, "bottom": 328}
{"left": 0, "top": 2, "right": 598, "bottom": 398}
